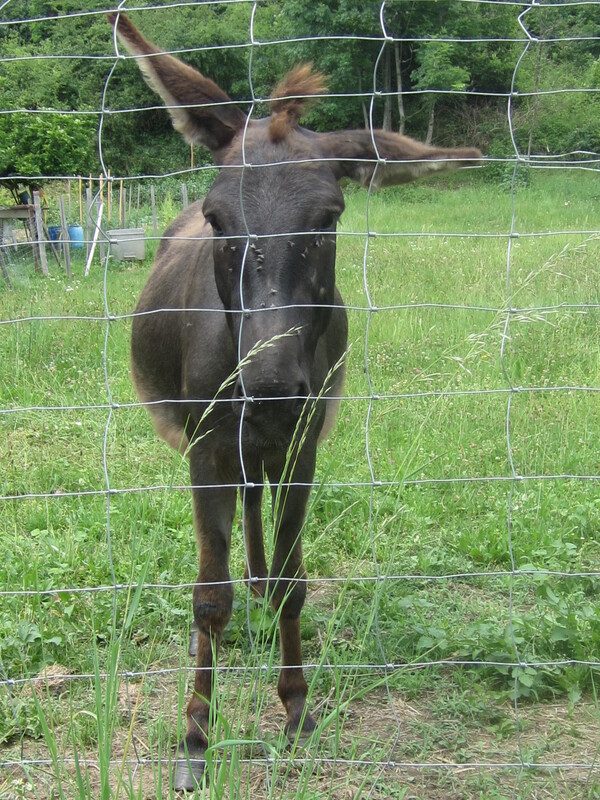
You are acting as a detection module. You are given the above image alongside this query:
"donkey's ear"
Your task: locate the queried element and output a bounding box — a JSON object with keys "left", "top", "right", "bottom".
{"left": 108, "top": 13, "right": 246, "bottom": 155}
{"left": 317, "top": 129, "right": 482, "bottom": 189}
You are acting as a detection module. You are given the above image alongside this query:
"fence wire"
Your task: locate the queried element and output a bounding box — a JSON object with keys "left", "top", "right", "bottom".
{"left": 1, "top": 0, "right": 600, "bottom": 798}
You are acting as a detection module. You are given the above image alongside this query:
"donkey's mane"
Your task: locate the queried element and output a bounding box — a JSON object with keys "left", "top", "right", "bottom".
{"left": 269, "top": 64, "right": 327, "bottom": 143}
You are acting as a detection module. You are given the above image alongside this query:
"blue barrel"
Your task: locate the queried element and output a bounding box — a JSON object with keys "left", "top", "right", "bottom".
{"left": 48, "top": 225, "right": 61, "bottom": 242}
{"left": 68, "top": 225, "right": 84, "bottom": 249}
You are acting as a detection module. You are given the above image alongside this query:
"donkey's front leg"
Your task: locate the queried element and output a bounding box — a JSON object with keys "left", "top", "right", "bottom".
{"left": 267, "top": 449, "right": 317, "bottom": 743}
{"left": 174, "top": 457, "right": 236, "bottom": 791}
{"left": 242, "top": 482, "right": 269, "bottom": 598}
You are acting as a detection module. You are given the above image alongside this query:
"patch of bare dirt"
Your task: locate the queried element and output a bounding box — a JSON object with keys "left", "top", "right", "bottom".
{"left": 2, "top": 667, "right": 599, "bottom": 799}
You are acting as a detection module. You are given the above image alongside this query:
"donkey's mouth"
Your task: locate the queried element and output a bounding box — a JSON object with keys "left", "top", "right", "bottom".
{"left": 238, "top": 395, "right": 313, "bottom": 450}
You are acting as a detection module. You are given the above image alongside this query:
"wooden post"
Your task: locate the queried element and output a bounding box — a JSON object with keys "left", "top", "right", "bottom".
{"left": 182, "top": 183, "right": 188, "bottom": 210}
{"left": 78, "top": 176, "right": 83, "bottom": 226}
{"left": 98, "top": 193, "right": 105, "bottom": 264}
{"left": 32, "top": 191, "right": 48, "bottom": 276}
{"left": 85, "top": 201, "right": 104, "bottom": 277}
{"left": 107, "top": 169, "right": 112, "bottom": 223}
{"left": 46, "top": 233, "right": 62, "bottom": 267}
{"left": 98, "top": 217, "right": 105, "bottom": 264}
{"left": 121, "top": 188, "right": 127, "bottom": 228}
{"left": 150, "top": 185, "right": 157, "bottom": 233}
{"left": 58, "top": 195, "right": 71, "bottom": 279}
{"left": 119, "top": 179, "right": 124, "bottom": 228}
{"left": 85, "top": 188, "right": 92, "bottom": 260}
{"left": 27, "top": 206, "right": 39, "bottom": 271}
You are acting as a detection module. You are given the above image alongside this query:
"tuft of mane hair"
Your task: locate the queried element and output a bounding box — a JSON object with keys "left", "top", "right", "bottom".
{"left": 269, "top": 64, "right": 327, "bottom": 143}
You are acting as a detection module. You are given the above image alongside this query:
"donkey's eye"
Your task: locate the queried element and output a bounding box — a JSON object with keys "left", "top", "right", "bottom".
{"left": 320, "top": 213, "right": 339, "bottom": 231}
{"left": 206, "top": 215, "right": 224, "bottom": 237}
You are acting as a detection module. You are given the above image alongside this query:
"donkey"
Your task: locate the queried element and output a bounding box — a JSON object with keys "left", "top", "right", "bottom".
{"left": 109, "top": 12, "right": 481, "bottom": 790}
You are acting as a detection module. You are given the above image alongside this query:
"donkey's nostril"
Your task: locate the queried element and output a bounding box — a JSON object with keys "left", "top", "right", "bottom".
{"left": 291, "top": 381, "right": 310, "bottom": 417}
{"left": 291, "top": 398, "right": 304, "bottom": 418}
{"left": 296, "top": 380, "right": 310, "bottom": 398}
{"left": 231, "top": 378, "right": 249, "bottom": 416}
{"left": 233, "top": 377, "right": 311, "bottom": 425}
{"left": 243, "top": 398, "right": 264, "bottom": 421}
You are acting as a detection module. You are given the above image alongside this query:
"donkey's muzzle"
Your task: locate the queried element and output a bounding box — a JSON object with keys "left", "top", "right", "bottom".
{"left": 232, "top": 378, "right": 311, "bottom": 442}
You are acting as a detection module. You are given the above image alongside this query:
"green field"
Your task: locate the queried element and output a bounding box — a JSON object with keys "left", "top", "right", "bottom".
{"left": 1, "top": 169, "right": 599, "bottom": 799}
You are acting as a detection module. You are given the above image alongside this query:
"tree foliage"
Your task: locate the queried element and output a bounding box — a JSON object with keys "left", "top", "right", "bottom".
{"left": 0, "top": 0, "right": 597, "bottom": 179}
{"left": 0, "top": 113, "right": 96, "bottom": 178}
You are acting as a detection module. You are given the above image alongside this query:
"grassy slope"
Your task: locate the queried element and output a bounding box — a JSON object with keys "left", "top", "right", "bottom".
{"left": 1, "top": 169, "right": 599, "bottom": 798}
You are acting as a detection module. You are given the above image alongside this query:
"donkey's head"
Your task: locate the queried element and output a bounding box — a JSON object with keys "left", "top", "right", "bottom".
{"left": 109, "top": 13, "right": 481, "bottom": 446}
{"left": 200, "top": 105, "right": 346, "bottom": 439}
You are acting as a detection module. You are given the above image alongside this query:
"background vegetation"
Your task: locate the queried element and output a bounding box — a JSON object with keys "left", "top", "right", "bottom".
{"left": 1, "top": 0, "right": 599, "bottom": 180}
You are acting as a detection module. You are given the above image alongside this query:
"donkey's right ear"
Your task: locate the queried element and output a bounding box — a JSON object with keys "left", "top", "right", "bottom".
{"left": 108, "top": 13, "right": 247, "bottom": 156}
{"left": 316, "top": 129, "right": 482, "bottom": 189}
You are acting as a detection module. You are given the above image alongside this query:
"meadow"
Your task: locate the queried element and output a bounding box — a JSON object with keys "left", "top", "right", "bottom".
{"left": 1, "top": 168, "right": 599, "bottom": 799}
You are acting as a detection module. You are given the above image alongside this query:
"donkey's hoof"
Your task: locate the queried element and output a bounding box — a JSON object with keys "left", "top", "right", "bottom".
{"left": 173, "top": 747, "right": 206, "bottom": 792}
{"left": 285, "top": 712, "right": 316, "bottom": 747}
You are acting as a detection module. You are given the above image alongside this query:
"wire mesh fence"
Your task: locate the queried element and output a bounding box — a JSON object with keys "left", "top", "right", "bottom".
{"left": 1, "top": 1, "right": 600, "bottom": 798}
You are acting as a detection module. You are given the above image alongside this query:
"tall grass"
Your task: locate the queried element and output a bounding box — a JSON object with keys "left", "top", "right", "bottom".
{"left": 1, "top": 169, "right": 599, "bottom": 798}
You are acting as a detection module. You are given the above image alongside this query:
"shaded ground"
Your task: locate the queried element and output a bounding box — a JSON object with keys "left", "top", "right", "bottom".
{"left": 1, "top": 664, "right": 599, "bottom": 800}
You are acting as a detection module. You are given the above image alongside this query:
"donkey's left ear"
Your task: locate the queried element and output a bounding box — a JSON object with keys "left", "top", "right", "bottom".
{"left": 108, "top": 13, "right": 247, "bottom": 155}
{"left": 316, "top": 129, "right": 482, "bottom": 188}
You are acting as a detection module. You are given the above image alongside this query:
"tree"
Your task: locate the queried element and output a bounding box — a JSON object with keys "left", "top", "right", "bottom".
{"left": 411, "top": 36, "right": 470, "bottom": 144}
{"left": 0, "top": 113, "right": 96, "bottom": 181}
{"left": 1, "top": 0, "right": 597, "bottom": 177}
{"left": 268, "top": 0, "right": 384, "bottom": 130}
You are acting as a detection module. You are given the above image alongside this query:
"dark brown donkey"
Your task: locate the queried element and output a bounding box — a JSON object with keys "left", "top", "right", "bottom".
{"left": 109, "top": 12, "right": 481, "bottom": 791}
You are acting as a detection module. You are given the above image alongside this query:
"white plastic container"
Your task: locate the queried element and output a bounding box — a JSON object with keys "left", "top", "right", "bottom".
{"left": 109, "top": 228, "right": 146, "bottom": 261}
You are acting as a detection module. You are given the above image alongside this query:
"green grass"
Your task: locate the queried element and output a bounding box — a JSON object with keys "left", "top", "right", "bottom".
{"left": 1, "top": 169, "right": 600, "bottom": 798}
